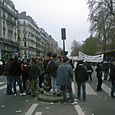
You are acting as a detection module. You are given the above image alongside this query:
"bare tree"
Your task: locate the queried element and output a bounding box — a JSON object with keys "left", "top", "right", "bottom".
{"left": 87, "top": 0, "right": 115, "bottom": 52}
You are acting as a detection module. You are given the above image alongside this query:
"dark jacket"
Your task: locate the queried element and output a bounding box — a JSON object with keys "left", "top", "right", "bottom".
{"left": 75, "top": 64, "right": 88, "bottom": 83}
{"left": 109, "top": 64, "right": 115, "bottom": 81}
{"left": 22, "top": 64, "right": 30, "bottom": 79}
{"left": 86, "top": 64, "right": 93, "bottom": 73}
{"left": 8, "top": 61, "right": 22, "bottom": 77}
{"left": 47, "top": 59, "right": 58, "bottom": 76}
{"left": 95, "top": 63, "right": 103, "bottom": 78}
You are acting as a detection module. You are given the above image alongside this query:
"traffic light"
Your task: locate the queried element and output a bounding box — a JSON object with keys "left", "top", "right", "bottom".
{"left": 61, "top": 28, "right": 66, "bottom": 40}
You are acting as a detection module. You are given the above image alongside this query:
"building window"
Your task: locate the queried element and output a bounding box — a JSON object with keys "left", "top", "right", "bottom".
{"left": 24, "top": 42, "right": 26, "bottom": 47}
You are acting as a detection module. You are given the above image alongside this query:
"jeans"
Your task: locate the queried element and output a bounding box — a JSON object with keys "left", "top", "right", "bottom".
{"left": 77, "top": 82, "right": 86, "bottom": 100}
{"left": 12, "top": 76, "right": 24, "bottom": 94}
{"left": 61, "top": 84, "right": 74, "bottom": 103}
{"left": 111, "top": 81, "right": 115, "bottom": 96}
{"left": 7, "top": 76, "right": 13, "bottom": 93}
{"left": 51, "top": 76, "right": 57, "bottom": 93}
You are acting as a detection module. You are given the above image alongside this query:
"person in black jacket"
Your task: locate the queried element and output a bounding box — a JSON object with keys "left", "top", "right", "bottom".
{"left": 21, "top": 59, "right": 30, "bottom": 94}
{"left": 109, "top": 59, "right": 115, "bottom": 98}
{"left": 6, "top": 58, "right": 14, "bottom": 95}
{"left": 86, "top": 62, "right": 93, "bottom": 81}
{"left": 9, "top": 56, "right": 25, "bottom": 96}
{"left": 95, "top": 63, "right": 103, "bottom": 91}
{"left": 75, "top": 60, "right": 88, "bottom": 101}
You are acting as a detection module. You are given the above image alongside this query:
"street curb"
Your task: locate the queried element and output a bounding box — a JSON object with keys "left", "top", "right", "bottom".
{"left": 37, "top": 92, "right": 76, "bottom": 102}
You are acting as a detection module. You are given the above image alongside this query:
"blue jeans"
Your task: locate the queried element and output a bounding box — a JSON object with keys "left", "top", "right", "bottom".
{"left": 61, "top": 84, "right": 74, "bottom": 103}
{"left": 51, "top": 76, "right": 57, "bottom": 93}
{"left": 111, "top": 81, "right": 115, "bottom": 96}
{"left": 12, "top": 76, "right": 24, "bottom": 94}
{"left": 77, "top": 82, "right": 86, "bottom": 100}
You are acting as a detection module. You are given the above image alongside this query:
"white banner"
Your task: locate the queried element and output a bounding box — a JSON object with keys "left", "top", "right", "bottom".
{"left": 79, "top": 51, "right": 104, "bottom": 62}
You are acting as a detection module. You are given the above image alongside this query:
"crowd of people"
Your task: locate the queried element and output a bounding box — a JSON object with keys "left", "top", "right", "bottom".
{"left": 0, "top": 52, "right": 115, "bottom": 104}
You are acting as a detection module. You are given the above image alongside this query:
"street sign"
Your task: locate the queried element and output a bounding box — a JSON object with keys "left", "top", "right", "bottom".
{"left": 61, "top": 28, "right": 66, "bottom": 40}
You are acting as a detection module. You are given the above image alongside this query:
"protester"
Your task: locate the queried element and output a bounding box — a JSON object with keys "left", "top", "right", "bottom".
{"left": 21, "top": 59, "right": 30, "bottom": 94}
{"left": 86, "top": 62, "right": 93, "bottom": 81}
{"left": 75, "top": 60, "right": 88, "bottom": 101}
{"left": 95, "top": 63, "right": 103, "bottom": 91}
{"left": 109, "top": 59, "right": 115, "bottom": 98}
{"left": 47, "top": 54, "right": 59, "bottom": 95}
{"left": 43, "top": 52, "right": 52, "bottom": 91}
{"left": 38, "top": 58, "right": 44, "bottom": 89}
{"left": 29, "top": 58, "right": 40, "bottom": 97}
{"left": 103, "top": 61, "right": 110, "bottom": 80}
{"left": 6, "top": 58, "right": 14, "bottom": 95}
{"left": 8, "top": 56, "right": 25, "bottom": 96}
{"left": 56, "top": 57, "right": 75, "bottom": 104}
{"left": 69, "top": 59, "right": 74, "bottom": 69}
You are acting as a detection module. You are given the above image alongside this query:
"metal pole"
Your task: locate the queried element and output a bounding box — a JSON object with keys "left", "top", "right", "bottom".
{"left": 63, "top": 39, "right": 65, "bottom": 57}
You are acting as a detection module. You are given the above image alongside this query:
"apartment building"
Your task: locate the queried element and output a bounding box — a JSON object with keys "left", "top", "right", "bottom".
{"left": 18, "top": 12, "right": 58, "bottom": 58}
{"left": 0, "top": 0, "right": 58, "bottom": 60}
{"left": 0, "top": 0, "right": 19, "bottom": 60}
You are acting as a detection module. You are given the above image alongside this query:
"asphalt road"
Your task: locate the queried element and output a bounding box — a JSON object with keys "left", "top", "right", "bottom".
{"left": 0, "top": 70, "right": 115, "bottom": 115}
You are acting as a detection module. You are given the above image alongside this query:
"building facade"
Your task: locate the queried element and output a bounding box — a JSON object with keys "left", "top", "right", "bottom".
{"left": 0, "top": 0, "right": 19, "bottom": 60}
{"left": 18, "top": 12, "right": 58, "bottom": 58}
{"left": 0, "top": 0, "right": 58, "bottom": 60}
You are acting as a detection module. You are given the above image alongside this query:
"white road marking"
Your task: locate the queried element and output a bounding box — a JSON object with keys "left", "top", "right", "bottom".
{"left": 102, "top": 83, "right": 111, "bottom": 95}
{"left": 35, "top": 112, "right": 42, "bottom": 115}
{"left": 0, "top": 82, "right": 5, "bottom": 85}
{"left": 25, "top": 103, "right": 38, "bottom": 115}
{"left": 0, "top": 85, "right": 7, "bottom": 90}
{"left": 86, "top": 83, "right": 97, "bottom": 95}
{"left": 74, "top": 104, "right": 85, "bottom": 115}
{"left": 72, "top": 82, "right": 97, "bottom": 96}
{"left": 72, "top": 82, "right": 77, "bottom": 96}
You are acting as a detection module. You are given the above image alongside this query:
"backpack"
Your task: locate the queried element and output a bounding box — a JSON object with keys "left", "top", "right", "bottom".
{"left": 47, "top": 60, "right": 57, "bottom": 74}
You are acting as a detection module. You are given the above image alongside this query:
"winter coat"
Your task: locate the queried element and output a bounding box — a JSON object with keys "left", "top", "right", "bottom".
{"left": 8, "top": 61, "right": 22, "bottom": 77}
{"left": 56, "top": 62, "right": 73, "bottom": 85}
{"left": 75, "top": 64, "right": 88, "bottom": 83}
{"left": 22, "top": 64, "right": 30, "bottom": 80}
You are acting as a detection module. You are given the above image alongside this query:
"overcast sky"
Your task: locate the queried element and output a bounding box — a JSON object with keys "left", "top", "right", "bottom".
{"left": 12, "top": 0, "right": 90, "bottom": 54}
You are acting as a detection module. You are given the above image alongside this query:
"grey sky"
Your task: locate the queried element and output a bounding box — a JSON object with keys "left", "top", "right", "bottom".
{"left": 12, "top": 0, "right": 90, "bottom": 54}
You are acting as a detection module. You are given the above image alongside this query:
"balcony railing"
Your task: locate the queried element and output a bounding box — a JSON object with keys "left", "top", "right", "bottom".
{"left": 0, "top": 37, "right": 19, "bottom": 47}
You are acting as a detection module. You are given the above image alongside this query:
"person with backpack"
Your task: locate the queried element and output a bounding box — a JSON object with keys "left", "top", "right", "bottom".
{"left": 9, "top": 57, "right": 25, "bottom": 96}
{"left": 47, "top": 54, "right": 59, "bottom": 95}
{"left": 75, "top": 60, "right": 88, "bottom": 101}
